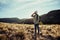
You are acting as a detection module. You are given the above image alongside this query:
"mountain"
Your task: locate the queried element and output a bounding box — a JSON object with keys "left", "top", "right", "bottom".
{"left": 0, "top": 9, "right": 60, "bottom": 24}
{"left": 0, "top": 18, "right": 33, "bottom": 24}
{"left": 40, "top": 9, "right": 60, "bottom": 24}
{"left": 0, "top": 18, "right": 21, "bottom": 23}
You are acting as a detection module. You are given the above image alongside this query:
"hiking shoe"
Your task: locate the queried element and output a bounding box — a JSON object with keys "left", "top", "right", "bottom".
{"left": 39, "top": 32, "right": 42, "bottom": 35}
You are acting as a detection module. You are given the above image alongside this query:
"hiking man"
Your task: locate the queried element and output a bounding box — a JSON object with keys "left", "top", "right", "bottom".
{"left": 31, "top": 11, "right": 42, "bottom": 35}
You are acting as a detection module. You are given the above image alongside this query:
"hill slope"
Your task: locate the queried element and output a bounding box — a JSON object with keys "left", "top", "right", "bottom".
{"left": 41, "top": 9, "right": 60, "bottom": 24}
{"left": 0, "top": 9, "right": 60, "bottom": 24}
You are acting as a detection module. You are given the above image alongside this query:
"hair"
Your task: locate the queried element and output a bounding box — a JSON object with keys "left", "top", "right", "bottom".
{"left": 33, "top": 11, "right": 38, "bottom": 15}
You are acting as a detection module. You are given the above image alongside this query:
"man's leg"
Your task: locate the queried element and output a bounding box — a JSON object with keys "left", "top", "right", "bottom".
{"left": 37, "top": 24, "right": 42, "bottom": 35}
{"left": 34, "top": 24, "right": 37, "bottom": 40}
{"left": 37, "top": 24, "right": 40, "bottom": 35}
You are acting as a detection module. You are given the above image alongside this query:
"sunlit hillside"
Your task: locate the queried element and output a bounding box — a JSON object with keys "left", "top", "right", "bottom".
{"left": 0, "top": 22, "right": 60, "bottom": 40}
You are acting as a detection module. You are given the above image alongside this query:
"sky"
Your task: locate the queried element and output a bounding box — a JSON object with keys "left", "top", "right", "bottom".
{"left": 0, "top": 0, "right": 60, "bottom": 19}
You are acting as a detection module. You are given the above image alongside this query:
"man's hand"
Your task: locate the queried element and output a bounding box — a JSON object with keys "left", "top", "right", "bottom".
{"left": 31, "top": 11, "right": 37, "bottom": 17}
{"left": 31, "top": 13, "right": 36, "bottom": 17}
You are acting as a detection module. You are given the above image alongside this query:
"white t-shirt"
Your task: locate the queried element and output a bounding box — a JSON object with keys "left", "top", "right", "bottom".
{"left": 32, "top": 13, "right": 39, "bottom": 24}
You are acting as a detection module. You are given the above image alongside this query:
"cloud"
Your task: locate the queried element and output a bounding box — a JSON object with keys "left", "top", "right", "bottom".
{"left": 0, "top": 0, "right": 13, "bottom": 11}
{"left": 8, "top": 0, "right": 53, "bottom": 12}
{"left": 0, "top": 0, "right": 60, "bottom": 18}
{"left": 0, "top": 0, "right": 54, "bottom": 11}
{"left": 0, "top": 0, "right": 8, "bottom": 4}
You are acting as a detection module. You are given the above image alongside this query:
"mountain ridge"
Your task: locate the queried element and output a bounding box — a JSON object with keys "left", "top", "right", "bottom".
{"left": 0, "top": 9, "right": 60, "bottom": 24}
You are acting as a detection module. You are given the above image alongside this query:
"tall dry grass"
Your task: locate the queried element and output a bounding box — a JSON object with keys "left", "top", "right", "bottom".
{"left": 0, "top": 22, "right": 60, "bottom": 40}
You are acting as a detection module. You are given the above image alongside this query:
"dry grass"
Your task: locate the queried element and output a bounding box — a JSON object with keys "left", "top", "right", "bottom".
{"left": 0, "top": 22, "right": 60, "bottom": 40}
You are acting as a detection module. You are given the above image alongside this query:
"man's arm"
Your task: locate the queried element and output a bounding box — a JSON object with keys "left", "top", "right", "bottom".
{"left": 38, "top": 15, "right": 40, "bottom": 22}
{"left": 31, "top": 11, "right": 37, "bottom": 17}
{"left": 31, "top": 13, "right": 36, "bottom": 17}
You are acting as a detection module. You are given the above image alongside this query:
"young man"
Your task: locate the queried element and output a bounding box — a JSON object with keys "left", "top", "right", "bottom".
{"left": 31, "top": 11, "right": 40, "bottom": 35}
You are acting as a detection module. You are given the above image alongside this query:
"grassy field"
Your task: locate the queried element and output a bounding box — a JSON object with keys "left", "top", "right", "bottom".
{"left": 0, "top": 22, "right": 60, "bottom": 40}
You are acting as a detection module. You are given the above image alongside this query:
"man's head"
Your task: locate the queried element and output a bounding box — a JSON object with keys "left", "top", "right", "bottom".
{"left": 31, "top": 11, "right": 37, "bottom": 17}
{"left": 33, "top": 11, "right": 37, "bottom": 14}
